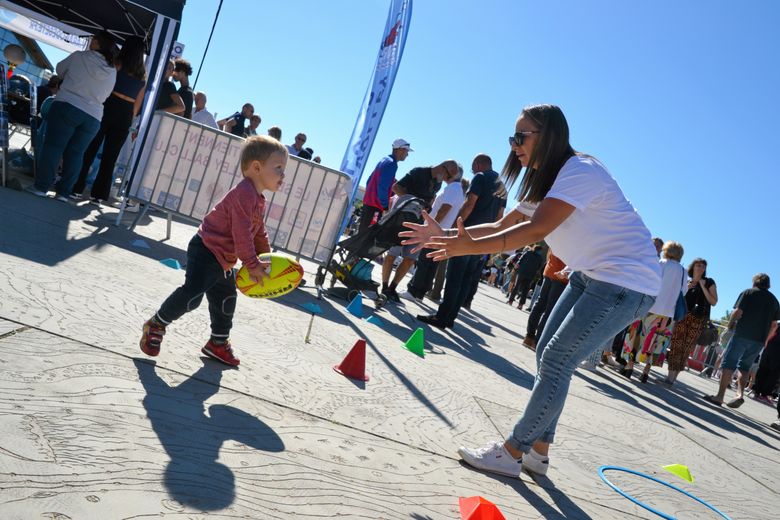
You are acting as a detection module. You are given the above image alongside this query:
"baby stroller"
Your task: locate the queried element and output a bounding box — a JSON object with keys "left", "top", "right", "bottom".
{"left": 317, "top": 196, "right": 426, "bottom": 308}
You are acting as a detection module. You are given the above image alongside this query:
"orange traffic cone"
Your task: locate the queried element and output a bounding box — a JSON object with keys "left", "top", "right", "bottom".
{"left": 333, "top": 339, "right": 369, "bottom": 381}
{"left": 459, "top": 496, "right": 506, "bottom": 520}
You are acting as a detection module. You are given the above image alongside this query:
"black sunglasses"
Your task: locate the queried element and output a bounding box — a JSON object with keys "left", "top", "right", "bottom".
{"left": 508, "top": 131, "right": 539, "bottom": 146}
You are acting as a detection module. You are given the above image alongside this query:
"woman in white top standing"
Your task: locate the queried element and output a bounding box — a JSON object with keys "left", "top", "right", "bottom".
{"left": 401, "top": 104, "right": 661, "bottom": 478}
{"left": 28, "top": 31, "right": 117, "bottom": 201}
{"left": 621, "top": 241, "right": 688, "bottom": 382}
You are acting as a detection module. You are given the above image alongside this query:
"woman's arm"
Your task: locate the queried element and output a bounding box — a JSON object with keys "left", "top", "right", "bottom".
{"left": 425, "top": 198, "right": 575, "bottom": 260}
{"left": 700, "top": 280, "right": 718, "bottom": 306}
{"left": 163, "top": 92, "right": 185, "bottom": 115}
{"left": 400, "top": 206, "right": 528, "bottom": 252}
{"left": 133, "top": 82, "right": 147, "bottom": 117}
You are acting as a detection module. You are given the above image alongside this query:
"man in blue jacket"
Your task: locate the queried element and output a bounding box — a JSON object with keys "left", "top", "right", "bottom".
{"left": 357, "top": 139, "right": 412, "bottom": 234}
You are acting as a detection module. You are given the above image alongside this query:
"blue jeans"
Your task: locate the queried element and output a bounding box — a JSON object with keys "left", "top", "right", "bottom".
{"left": 436, "top": 254, "right": 482, "bottom": 325}
{"left": 506, "top": 272, "right": 655, "bottom": 452}
{"left": 34, "top": 101, "right": 100, "bottom": 195}
{"left": 720, "top": 335, "right": 764, "bottom": 372}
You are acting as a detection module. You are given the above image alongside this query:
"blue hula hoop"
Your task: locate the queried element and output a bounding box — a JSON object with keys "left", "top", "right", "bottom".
{"left": 598, "top": 465, "right": 732, "bottom": 520}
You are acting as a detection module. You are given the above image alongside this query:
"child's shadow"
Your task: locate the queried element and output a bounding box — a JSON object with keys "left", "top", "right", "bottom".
{"left": 134, "top": 359, "right": 285, "bottom": 511}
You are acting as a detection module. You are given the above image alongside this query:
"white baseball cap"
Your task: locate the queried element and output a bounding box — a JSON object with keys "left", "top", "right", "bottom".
{"left": 392, "top": 138, "right": 413, "bottom": 151}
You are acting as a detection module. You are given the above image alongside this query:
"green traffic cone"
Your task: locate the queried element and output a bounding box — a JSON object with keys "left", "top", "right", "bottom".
{"left": 404, "top": 328, "right": 425, "bottom": 357}
{"left": 662, "top": 464, "right": 694, "bottom": 483}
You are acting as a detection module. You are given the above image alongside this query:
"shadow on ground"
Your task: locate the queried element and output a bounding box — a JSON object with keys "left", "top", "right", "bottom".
{"left": 134, "top": 358, "right": 284, "bottom": 510}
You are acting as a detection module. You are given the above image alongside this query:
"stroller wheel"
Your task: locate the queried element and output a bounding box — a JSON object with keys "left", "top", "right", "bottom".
{"left": 375, "top": 294, "right": 387, "bottom": 309}
{"left": 347, "top": 289, "right": 360, "bottom": 302}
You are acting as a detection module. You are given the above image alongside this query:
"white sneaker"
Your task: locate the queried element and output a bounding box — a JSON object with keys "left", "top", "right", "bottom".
{"left": 522, "top": 448, "right": 550, "bottom": 476}
{"left": 457, "top": 441, "right": 522, "bottom": 478}
{"left": 24, "top": 185, "right": 48, "bottom": 197}
{"left": 399, "top": 290, "right": 422, "bottom": 302}
{"left": 771, "top": 420, "right": 780, "bottom": 432}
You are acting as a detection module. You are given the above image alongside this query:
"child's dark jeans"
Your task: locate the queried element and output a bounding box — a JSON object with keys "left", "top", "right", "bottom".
{"left": 156, "top": 234, "right": 237, "bottom": 340}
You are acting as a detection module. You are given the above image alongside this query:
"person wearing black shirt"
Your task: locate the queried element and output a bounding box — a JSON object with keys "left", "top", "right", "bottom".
{"left": 172, "top": 58, "right": 193, "bottom": 119}
{"left": 665, "top": 258, "right": 718, "bottom": 385}
{"left": 155, "top": 60, "right": 185, "bottom": 114}
{"left": 218, "top": 103, "right": 254, "bottom": 137}
{"left": 380, "top": 161, "right": 451, "bottom": 302}
{"left": 417, "top": 154, "right": 505, "bottom": 327}
{"left": 707, "top": 273, "right": 780, "bottom": 407}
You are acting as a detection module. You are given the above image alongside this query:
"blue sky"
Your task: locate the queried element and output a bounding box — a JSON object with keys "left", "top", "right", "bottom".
{"left": 40, "top": 0, "right": 779, "bottom": 320}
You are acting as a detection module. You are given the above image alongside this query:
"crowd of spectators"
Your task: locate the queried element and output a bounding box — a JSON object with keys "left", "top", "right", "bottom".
{"left": 27, "top": 38, "right": 321, "bottom": 206}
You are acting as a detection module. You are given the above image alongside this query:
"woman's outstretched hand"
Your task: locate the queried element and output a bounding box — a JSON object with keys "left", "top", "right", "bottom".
{"left": 425, "top": 217, "right": 475, "bottom": 261}
{"left": 399, "top": 211, "right": 443, "bottom": 253}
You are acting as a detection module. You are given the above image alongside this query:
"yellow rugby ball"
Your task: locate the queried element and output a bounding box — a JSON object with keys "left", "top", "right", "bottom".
{"left": 236, "top": 253, "right": 304, "bottom": 298}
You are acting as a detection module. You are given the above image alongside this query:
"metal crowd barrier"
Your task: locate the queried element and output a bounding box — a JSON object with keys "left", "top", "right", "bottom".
{"left": 124, "top": 111, "right": 352, "bottom": 268}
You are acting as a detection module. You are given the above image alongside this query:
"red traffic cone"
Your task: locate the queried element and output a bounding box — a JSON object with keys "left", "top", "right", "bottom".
{"left": 459, "top": 496, "right": 506, "bottom": 520}
{"left": 333, "top": 339, "right": 369, "bottom": 381}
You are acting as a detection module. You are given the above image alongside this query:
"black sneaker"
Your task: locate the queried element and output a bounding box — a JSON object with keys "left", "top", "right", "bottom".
{"left": 417, "top": 314, "right": 448, "bottom": 329}
{"left": 384, "top": 287, "right": 401, "bottom": 303}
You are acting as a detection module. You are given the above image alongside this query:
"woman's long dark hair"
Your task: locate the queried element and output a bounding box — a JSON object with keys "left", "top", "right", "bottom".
{"left": 92, "top": 31, "right": 117, "bottom": 67}
{"left": 117, "top": 36, "right": 147, "bottom": 80}
{"left": 501, "top": 104, "right": 576, "bottom": 203}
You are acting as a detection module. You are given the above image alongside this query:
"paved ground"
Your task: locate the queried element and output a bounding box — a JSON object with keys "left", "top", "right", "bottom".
{"left": 0, "top": 185, "right": 778, "bottom": 519}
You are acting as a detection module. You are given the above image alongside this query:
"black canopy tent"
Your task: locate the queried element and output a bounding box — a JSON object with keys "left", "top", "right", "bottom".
{"left": 0, "top": 0, "right": 186, "bottom": 190}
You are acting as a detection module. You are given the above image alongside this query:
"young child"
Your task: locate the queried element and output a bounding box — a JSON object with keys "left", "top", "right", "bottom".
{"left": 139, "top": 135, "right": 288, "bottom": 366}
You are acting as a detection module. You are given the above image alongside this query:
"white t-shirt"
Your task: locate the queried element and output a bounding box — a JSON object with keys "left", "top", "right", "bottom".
{"left": 514, "top": 155, "right": 661, "bottom": 296}
{"left": 192, "top": 108, "right": 218, "bottom": 129}
{"left": 648, "top": 258, "right": 688, "bottom": 317}
{"left": 430, "top": 181, "right": 465, "bottom": 229}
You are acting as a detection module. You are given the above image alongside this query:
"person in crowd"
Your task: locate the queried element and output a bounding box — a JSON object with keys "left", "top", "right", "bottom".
{"left": 358, "top": 139, "right": 412, "bottom": 234}
{"left": 401, "top": 104, "right": 660, "bottom": 477}
{"left": 218, "top": 103, "right": 253, "bottom": 137}
{"left": 507, "top": 245, "right": 544, "bottom": 308}
{"left": 27, "top": 31, "right": 117, "bottom": 200}
{"left": 267, "top": 126, "right": 282, "bottom": 141}
{"left": 139, "top": 136, "right": 287, "bottom": 367}
{"left": 461, "top": 177, "right": 508, "bottom": 311}
{"left": 653, "top": 237, "right": 664, "bottom": 256}
{"left": 192, "top": 91, "right": 218, "bottom": 128}
{"left": 244, "top": 115, "right": 261, "bottom": 137}
{"left": 36, "top": 74, "right": 60, "bottom": 114}
{"left": 523, "top": 250, "right": 568, "bottom": 350}
{"left": 286, "top": 132, "right": 307, "bottom": 157}
{"left": 34, "top": 87, "right": 58, "bottom": 152}
{"left": 415, "top": 153, "right": 506, "bottom": 329}
{"left": 402, "top": 163, "right": 464, "bottom": 301}
{"left": 299, "top": 146, "right": 314, "bottom": 160}
{"left": 665, "top": 258, "right": 718, "bottom": 385}
{"left": 155, "top": 59, "right": 185, "bottom": 114}
{"left": 427, "top": 177, "right": 471, "bottom": 302}
{"left": 313, "top": 155, "right": 322, "bottom": 164}
{"left": 752, "top": 326, "right": 780, "bottom": 405}
{"left": 172, "top": 58, "right": 193, "bottom": 118}
{"left": 621, "top": 241, "right": 687, "bottom": 382}
{"left": 380, "top": 160, "right": 451, "bottom": 302}
{"left": 72, "top": 36, "right": 147, "bottom": 203}
{"left": 707, "top": 273, "right": 779, "bottom": 407}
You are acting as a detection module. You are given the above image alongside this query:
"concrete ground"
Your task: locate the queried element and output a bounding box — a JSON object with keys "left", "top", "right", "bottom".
{"left": 0, "top": 185, "right": 778, "bottom": 519}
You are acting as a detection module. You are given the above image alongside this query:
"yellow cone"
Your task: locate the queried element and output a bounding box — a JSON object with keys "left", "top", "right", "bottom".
{"left": 663, "top": 464, "right": 694, "bottom": 483}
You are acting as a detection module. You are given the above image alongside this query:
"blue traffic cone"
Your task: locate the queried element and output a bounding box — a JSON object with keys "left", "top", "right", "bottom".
{"left": 346, "top": 293, "right": 363, "bottom": 318}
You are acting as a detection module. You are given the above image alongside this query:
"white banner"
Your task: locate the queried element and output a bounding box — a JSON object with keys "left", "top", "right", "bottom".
{"left": 130, "top": 112, "right": 351, "bottom": 264}
{"left": 0, "top": 8, "right": 88, "bottom": 54}
{"left": 339, "top": 0, "right": 413, "bottom": 185}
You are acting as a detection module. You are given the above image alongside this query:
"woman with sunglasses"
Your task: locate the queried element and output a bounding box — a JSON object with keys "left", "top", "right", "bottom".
{"left": 400, "top": 104, "right": 661, "bottom": 478}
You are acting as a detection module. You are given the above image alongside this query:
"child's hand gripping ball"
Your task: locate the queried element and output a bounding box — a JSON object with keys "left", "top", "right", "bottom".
{"left": 236, "top": 253, "right": 304, "bottom": 298}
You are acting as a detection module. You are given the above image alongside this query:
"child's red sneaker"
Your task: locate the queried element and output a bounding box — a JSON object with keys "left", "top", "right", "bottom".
{"left": 202, "top": 340, "right": 240, "bottom": 366}
{"left": 140, "top": 319, "right": 166, "bottom": 356}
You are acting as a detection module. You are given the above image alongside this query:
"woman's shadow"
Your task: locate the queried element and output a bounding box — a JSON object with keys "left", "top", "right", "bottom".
{"left": 134, "top": 359, "right": 285, "bottom": 511}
